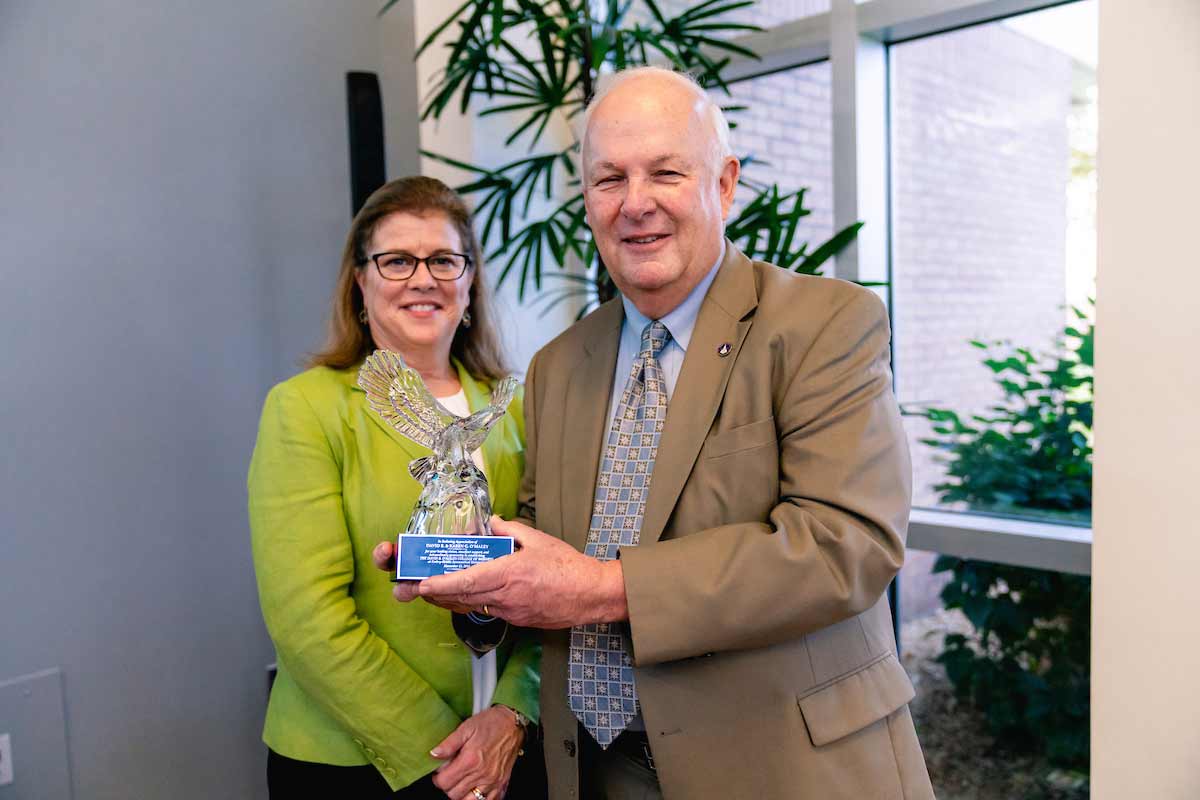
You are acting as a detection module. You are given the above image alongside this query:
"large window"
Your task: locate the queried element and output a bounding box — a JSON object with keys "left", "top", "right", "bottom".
{"left": 885, "top": 4, "right": 1096, "bottom": 793}
{"left": 890, "top": 1, "right": 1097, "bottom": 528}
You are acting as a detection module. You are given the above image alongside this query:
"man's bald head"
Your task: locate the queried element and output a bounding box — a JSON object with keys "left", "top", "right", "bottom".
{"left": 578, "top": 66, "right": 740, "bottom": 320}
{"left": 581, "top": 67, "right": 733, "bottom": 177}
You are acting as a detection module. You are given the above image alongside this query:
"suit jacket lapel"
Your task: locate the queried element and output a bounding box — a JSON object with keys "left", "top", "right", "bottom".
{"left": 641, "top": 243, "right": 759, "bottom": 546}
{"left": 560, "top": 299, "right": 623, "bottom": 550}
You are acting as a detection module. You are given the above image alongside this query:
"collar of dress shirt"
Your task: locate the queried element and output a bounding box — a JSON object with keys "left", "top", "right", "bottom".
{"left": 619, "top": 238, "right": 726, "bottom": 352}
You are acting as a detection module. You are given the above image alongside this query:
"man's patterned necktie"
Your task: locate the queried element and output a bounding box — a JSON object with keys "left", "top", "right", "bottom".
{"left": 568, "top": 320, "right": 671, "bottom": 747}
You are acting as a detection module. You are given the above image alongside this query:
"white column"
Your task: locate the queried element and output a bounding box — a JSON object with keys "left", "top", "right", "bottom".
{"left": 1092, "top": 1, "right": 1200, "bottom": 797}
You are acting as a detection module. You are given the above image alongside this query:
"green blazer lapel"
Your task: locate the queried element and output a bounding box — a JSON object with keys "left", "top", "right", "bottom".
{"left": 350, "top": 361, "right": 438, "bottom": 466}
{"left": 561, "top": 300, "right": 623, "bottom": 551}
{"left": 642, "top": 243, "right": 759, "bottom": 546}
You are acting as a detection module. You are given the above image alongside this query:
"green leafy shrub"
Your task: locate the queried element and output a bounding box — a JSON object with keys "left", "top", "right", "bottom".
{"left": 912, "top": 306, "right": 1093, "bottom": 767}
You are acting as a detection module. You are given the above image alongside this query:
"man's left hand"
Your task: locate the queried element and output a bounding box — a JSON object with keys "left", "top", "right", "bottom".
{"left": 371, "top": 517, "right": 628, "bottom": 629}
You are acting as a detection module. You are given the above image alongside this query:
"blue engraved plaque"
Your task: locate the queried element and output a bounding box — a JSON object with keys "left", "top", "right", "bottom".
{"left": 396, "top": 534, "right": 515, "bottom": 581}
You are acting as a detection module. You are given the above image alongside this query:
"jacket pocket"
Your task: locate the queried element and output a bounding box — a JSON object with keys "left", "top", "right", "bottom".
{"left": 797, "top": 652, "right": 915, "bottom": 747}
{"left": 701, "top": 416, "right": 776, "bottom": 460}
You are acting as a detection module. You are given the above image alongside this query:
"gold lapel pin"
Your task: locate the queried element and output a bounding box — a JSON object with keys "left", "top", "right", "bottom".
{"left": 717, "top": 343, "right": 732, "bottom": 357}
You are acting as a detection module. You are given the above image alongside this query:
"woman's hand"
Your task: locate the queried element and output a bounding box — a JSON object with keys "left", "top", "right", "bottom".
{"left": 430, "top": 705, "right": 525, "bottom": 800}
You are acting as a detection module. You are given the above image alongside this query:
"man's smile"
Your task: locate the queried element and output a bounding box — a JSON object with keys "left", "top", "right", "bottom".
{"left": 621, "top": 233, "right": 672, "bottom": 250}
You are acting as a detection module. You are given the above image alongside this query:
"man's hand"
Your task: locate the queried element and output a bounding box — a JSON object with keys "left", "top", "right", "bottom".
{"left": 371, "top": 517, "right": 628, "bottom": 629}
{"left": 430, "top": 705, "right": 523, "bottom": 800}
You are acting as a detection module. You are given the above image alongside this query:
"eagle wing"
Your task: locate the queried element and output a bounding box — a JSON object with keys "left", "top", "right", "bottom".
{"left": 357, "top": 350, "right": 456, "bottom": 449}
{"left": 461, "top": 375, "right": 519, "bottom": 453}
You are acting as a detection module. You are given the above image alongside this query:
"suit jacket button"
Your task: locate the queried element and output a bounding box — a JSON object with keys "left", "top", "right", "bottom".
{"left": 563, "top": 739, "right": 576, "bottom": 757}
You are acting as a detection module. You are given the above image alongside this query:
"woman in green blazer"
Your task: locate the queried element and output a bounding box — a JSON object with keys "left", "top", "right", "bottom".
{"left": 249, "top": 177, "right": 540, "bottom": 800}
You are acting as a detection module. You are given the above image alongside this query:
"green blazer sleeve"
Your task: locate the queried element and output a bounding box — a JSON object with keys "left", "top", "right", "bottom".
{"left": 490, "top": 629, "right": 540, "bottom": 723}
{"left": 249, "top": 380, "right": 458, "bottom": 790}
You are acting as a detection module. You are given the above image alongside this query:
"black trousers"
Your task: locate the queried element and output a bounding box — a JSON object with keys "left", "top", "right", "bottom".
{"left": 578, "top": 730, "right": 662, "bottom": 800}
{"left": 267, "top": 744, "right": 548, "bottom": 799}
{"left": 268, "top": 750, "right": 443, "bottom": 799}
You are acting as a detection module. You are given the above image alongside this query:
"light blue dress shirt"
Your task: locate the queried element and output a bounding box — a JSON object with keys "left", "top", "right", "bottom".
{"left": 605, "top": 240, "right": 726, "bottom": 423}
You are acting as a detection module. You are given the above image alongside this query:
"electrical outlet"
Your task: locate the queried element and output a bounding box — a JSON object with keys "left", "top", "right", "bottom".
{"left": 0, "top": 732, "right": 13, "bottom": 786}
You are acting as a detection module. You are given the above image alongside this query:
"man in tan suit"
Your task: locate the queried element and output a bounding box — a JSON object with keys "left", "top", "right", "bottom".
{"left": 378, "top": 66, "right": 933, "bottom": 800}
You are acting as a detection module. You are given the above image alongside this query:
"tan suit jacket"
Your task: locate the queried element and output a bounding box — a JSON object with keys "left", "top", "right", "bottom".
{"left": 519, "top": 244, "right": 934, "bottom": 799}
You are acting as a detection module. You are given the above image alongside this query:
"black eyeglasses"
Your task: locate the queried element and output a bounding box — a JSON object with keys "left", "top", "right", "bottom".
{"left": 367, "top": 251, "right": 473, "bottom": 281}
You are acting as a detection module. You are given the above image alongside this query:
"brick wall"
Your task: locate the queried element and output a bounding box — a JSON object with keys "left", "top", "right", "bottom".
{"left": 890, "top": 24, "right": 1072, "bottom": 506}
{"left": 718, "top": 62, "right": 836, "bottom": 252}
{"left": 649, "top": 0, "right": 829, "bottom": 27}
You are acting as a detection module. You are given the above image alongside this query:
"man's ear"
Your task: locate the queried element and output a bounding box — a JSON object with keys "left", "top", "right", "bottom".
{"left": 719, "top": 155, "right": 741, "bottom": 219}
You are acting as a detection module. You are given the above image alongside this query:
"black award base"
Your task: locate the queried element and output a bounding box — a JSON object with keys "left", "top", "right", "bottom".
{"left": 453, "top": 611, "right": 509, "bottom": 656}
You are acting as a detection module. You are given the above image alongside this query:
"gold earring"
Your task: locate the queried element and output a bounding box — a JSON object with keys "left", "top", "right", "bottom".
{"left": 358, "top": 308, "right": 369, "bottom": 325}
{"left": 460, "top": 309, "right": 472, "bottom": 329}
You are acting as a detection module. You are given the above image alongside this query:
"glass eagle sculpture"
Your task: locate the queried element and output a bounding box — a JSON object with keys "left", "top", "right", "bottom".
{"left": 357, "top": 349, "right": 518, "bottom": 654}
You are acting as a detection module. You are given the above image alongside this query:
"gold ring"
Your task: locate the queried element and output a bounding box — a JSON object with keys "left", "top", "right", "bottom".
{"left": 472, "top": 788, "right": 486, "bottom": 800}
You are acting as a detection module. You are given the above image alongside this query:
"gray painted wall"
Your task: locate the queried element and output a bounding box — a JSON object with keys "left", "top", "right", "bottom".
{"left": 0, "top": 2, "right": 419, "bottom": 797}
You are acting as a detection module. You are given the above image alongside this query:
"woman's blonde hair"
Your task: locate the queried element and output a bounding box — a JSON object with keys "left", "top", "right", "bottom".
{"left": 308, "top": 176, "right": 509, "bottom": 381}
